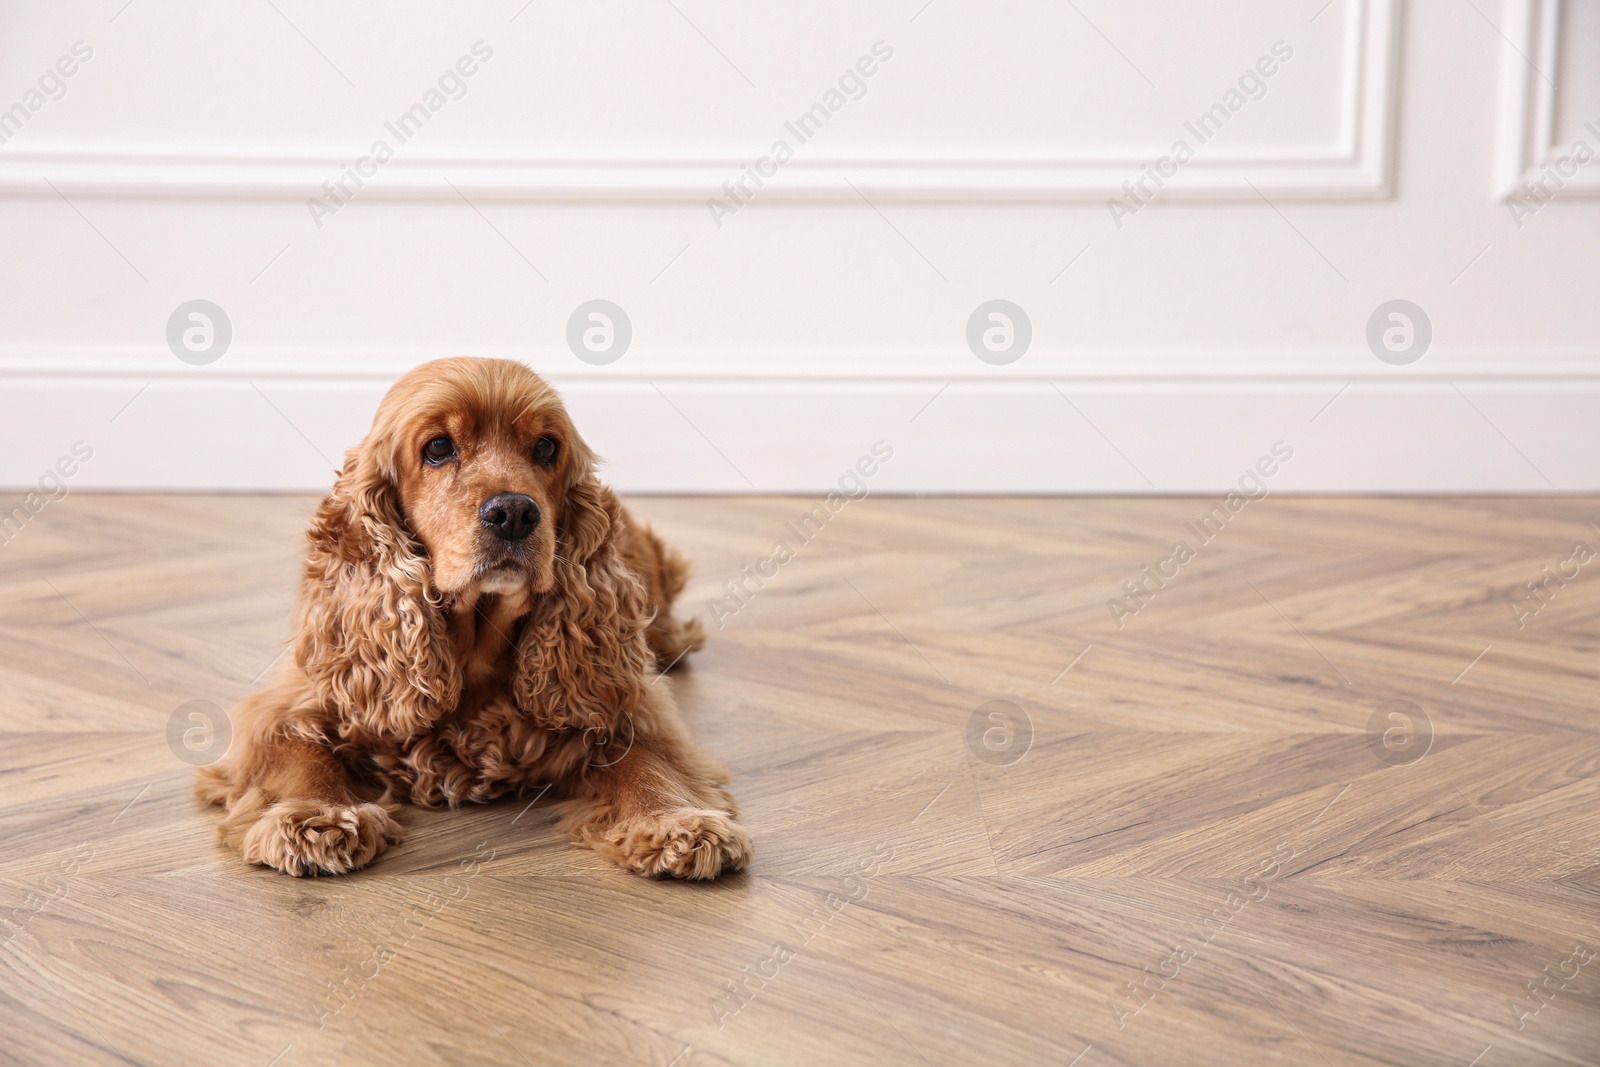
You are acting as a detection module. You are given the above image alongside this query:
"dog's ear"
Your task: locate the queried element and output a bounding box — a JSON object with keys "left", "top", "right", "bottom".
{"left": 294, "top": 447, "right": 461, "bottom": 738}
{"left": 513, "top": 465, "right": 654, "bottom": 735}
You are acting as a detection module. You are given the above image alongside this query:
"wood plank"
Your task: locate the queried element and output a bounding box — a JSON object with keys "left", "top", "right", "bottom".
{"left": 2, "top": 494, "right": 1597, "bottom": 1064}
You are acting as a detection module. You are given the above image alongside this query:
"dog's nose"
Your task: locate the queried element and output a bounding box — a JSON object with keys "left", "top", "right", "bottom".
{"left": 479, "top": 492, "right": 540, "bottom": 542}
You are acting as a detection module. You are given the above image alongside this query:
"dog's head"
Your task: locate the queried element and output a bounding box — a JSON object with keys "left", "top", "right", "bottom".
{"left": 293, "top": 357, "right": 650, "bottom": 738}
{"left": 362, "top": 357, "right": 587, "bottom": 600}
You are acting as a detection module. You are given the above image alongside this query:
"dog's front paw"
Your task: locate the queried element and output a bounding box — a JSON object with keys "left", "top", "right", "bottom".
{"left": 595, "top": 808, "right": 751, "bottom": 880}
{"left": 238, "top": 800, "right": 401, "bottom": 877}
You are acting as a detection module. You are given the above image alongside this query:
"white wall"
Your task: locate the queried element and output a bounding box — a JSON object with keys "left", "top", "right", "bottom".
{"left": 0, "top": 0, "right": 1597, "bottom": 493}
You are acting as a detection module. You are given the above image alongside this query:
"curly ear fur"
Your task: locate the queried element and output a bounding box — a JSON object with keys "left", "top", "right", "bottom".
{"left": 513, "top": 472, "right": 655, "bottom": 735}
{"left": 294, "top": 452, "right": 462, "bottom": 739}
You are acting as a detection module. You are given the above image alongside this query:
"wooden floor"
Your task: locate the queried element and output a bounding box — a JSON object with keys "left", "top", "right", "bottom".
{"left": 2, "top": 493, "right": 1598, "bottom": 1066}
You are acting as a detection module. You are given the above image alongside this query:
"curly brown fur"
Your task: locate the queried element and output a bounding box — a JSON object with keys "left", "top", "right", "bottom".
{"left": 620, "top": 519, "right": 706, "bottom": 671}
{"left": 197, "top": 357, "right": 747, "bottom": 879}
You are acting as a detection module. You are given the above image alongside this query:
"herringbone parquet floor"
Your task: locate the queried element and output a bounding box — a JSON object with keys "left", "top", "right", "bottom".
{"left": 1, "top": 493, "right": 1597, "bottom": 1066}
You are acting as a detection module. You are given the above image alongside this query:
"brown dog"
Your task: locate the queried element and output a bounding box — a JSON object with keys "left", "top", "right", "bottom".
{"left": 197, "top": 357, "right": 750, "bottom": 879}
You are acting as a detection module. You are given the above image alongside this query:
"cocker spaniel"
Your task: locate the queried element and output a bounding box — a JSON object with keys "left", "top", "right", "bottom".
{"left": 197, "top": 357, "right": 750, "bottom": 879}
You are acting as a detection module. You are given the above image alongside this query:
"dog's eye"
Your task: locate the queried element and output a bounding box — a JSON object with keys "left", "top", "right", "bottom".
{"left": 532, "top": 436, "right": 559, "bottom": 467}
{"left": 422, "top": 436, "right": 456, "bottom": 464}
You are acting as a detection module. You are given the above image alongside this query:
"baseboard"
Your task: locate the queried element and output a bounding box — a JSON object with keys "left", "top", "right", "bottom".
{"left": 1, "top": 350, "right": 1596, "bottom": 493}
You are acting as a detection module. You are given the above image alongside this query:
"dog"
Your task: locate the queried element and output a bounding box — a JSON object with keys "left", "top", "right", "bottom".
{"left": 197, "top": 357, "right": 750, "bottom": 879}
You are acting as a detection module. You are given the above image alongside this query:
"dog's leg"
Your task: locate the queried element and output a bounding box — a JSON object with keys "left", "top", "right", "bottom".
{"left": 646, "top": 614, "right": 706, "bottom": 673}
{"left": 562, "top": 694, "right": 751, "bottom": 880}
{"left": 617, "top": 513, "right": 706, "bottom": 670}
{"left": 197, "top": 685, "right": 401, "bottom": 877}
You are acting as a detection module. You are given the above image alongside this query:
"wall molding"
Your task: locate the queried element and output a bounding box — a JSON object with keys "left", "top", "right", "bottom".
{"left": 2, "top": 344, "right": 1596, "bottom": 386}
{"left": 1, "top": 358, "right": 1591, "bottom": 494}
{"left": 3, "top": 337, "right": 1593, "bottom": 493}
{"left": 1496, "top": 0, "right": 1600, "bottom": 199}
{"left": 0, "top": 0, "right": 1397, "bottom": 202}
